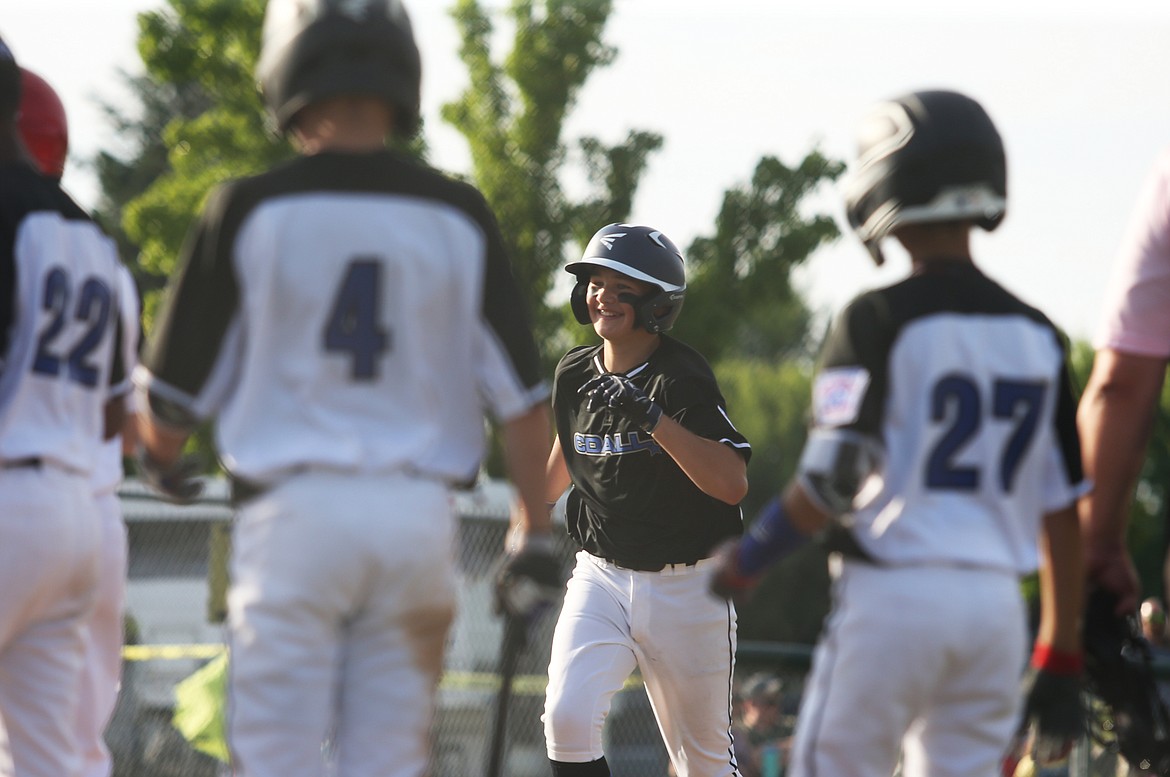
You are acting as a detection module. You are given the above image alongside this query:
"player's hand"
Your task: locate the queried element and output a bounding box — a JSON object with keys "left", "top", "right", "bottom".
{"left": 136, "top": 445, "right": 204, "bottom": 504}
{"left": 494, "top": 533, "right": 564, "bottom": 623}
{"left": 708, "top": 538, "right": 762, "bottom": 606}
{"left": 1021, "top": 647, "right": 1084, "bottom": 763}
{"left": 1086, "top": 544, "right": 1141, "bottom": 616}
{"left": 579, "top": 374, "right": 663, "bottom": 433}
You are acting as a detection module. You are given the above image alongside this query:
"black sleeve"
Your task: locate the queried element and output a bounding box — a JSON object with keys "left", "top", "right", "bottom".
{"left": 816, "top": 292, "right": 893, "bottom": 436}
{"left": 141, "top": 183, "right": 241, "bottom": 397}
{"left": 471, "top": 190, "right": 544, "bottom": 392}
{"left": 663, "top": 373, "right": 752, "bottom": 460}
{"left": 1053, "top": 340, "right": 1085, "bottom": 486}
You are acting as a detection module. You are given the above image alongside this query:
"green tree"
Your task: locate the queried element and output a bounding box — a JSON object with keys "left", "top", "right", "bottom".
{"left": 121, "top": 0, "right": 286, "bottom": 317}
{"left": 442, "top": 0, "right": 666, "bottom": 356}
{"left": 673, "top": 152, "right": 845, "bottom": 363}
{"left": 90, "top": 70, "right": 212, "bottom": 297}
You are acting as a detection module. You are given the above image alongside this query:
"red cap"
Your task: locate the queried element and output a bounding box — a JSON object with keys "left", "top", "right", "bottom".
{"left": 17, "top": 68, "right": 68, "bottom": 179}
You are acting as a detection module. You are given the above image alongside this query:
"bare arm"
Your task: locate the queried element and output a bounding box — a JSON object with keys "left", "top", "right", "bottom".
{"left": 1036, "top": 505, "right": 1086, "bottom": 654}
{"left": 650, "top": 414, "right": 748, "bottom": 505}
{"left": 501, "top": 403, "right": 554, "bottom": 540}
{"left": 120, "top": 412, "right": 140, "bottom": 457}
{"left": 1077, "top": 347, "right": 1165, "bottom": 612}
{"left": 545, "top": 435, "right": 571, "bottom": 504}
{"left": 782, "top": 481, "right": 832, "bottom": 536}
{"left": 103, "top": 395, "right": 126, "bottom": 442}
{"left": 137, "top": 412, "right": 190, "bottom": 466}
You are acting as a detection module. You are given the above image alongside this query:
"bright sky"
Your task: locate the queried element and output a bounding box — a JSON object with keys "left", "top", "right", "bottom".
{"left": 4, "top": 0, "right": 1170, "bottom": 342}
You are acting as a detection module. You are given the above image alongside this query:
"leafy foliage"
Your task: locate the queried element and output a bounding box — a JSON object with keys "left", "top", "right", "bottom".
{"left": 443, "top": 0, "right": 666, "bottom": 356}
{"left": 673, "top": 152, "right": 845, "bottom": 363}
{"left": 123, "top": 0, "right": 287, "bottom": 312}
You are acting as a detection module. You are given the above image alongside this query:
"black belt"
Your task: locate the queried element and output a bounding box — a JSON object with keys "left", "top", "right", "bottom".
{"left": 0, "top": 457, "right": 42, "bottom": 470}
{"left": 230, "top": 476, "right": 270, "bottom": 506}
{"left": 603, "top": 557, "right": 700, "bottom": 573}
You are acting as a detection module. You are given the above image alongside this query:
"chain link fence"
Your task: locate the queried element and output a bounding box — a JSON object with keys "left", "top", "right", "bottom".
{"left": 110, "top": 478, "right": 1145, "bottom": 777}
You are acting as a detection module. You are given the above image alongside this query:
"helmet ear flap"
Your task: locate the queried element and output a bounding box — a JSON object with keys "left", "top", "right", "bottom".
{"left": 630, "top": 290, "right": 684, "bottom": 333}
{"left": 570, "top": 279, "right": 591, "bottom": 325}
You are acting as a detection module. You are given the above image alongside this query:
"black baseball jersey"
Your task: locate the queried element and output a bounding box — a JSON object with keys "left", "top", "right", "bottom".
{"left": 1, "top": 161, "right": 126, "bottom": 472}
{"left": 136, "top": 150, "right": 547, "bottom": 486}
{"left": 805, "top": 261, "right": 1085, "bottom": 571}
{"left": 553, "top": 335, "right": 751, "bottom": 569}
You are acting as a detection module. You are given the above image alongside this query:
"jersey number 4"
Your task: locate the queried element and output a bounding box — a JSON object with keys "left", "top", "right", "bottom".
{"left": 32, "top": 267, "right": 113, "bottom": 389}
{"left": 926, "top": 375, "right": 1045, "bottom": 493}
{"left": 323, "top": 259, "right": 390, "bottom": 380}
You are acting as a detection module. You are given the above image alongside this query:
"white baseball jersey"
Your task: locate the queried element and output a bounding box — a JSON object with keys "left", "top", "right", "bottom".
{"left": 134, "top": 150, "right": 548, "bottom": 486}
{"left": 1, "top": 160, "right": 124, "bottom": 777}
{"left": 805, "top": 261, "right": 1086, "bottom": 572}
{"left": 0, "top": 163, "right": 127, "bottom": 471}
{"left": 788, "top": 261, "right": 1086, "bottom": 777}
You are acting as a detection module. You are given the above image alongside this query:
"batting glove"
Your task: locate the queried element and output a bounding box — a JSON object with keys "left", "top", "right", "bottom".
{"left": 1022, "top": 645, "right": 1084, "bottom": 764}
{"left": 494, "top": 534, "right": 564, "bottom": 623}
{"left": 136, "top": 445, "right": 204, "bottom": 504}
{"left": 708, "top": 538, "right": 761, "bottom": 606}
{"left": 579, "top": 374, "right": 663, "bottom": 433}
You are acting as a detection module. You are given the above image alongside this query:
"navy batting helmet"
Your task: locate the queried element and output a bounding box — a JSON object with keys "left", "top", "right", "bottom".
{"left": 843, "top": 89, "right": 1007, "bottom": 266}
{"left": 0, "top": 35, "right": 20, "bottom": 121}
{"left": 566, "top": 223, "right": 686, "bottom": 334}
{"left": 256, "top": 0, "right": 421, "bottom": 136}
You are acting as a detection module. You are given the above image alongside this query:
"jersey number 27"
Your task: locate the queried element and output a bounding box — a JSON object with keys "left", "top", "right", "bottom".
{"left": 926, "top": 375, "right": 1045, "bottom": 493}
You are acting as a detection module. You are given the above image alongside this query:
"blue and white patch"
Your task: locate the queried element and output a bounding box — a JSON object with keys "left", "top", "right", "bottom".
{"left": 813, "top": 367, "right": 871, "bottom": 427}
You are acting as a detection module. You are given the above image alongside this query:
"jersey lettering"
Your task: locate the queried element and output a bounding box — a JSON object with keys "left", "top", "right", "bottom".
{"left": 31, "top": 267, "right": 114, "bottom": 389}
{"left": 322, "top": 258, "right": 390, "bottom": 380}
{"left": 926, "top": 374, "right": 1046, "bottom": 492}
{"left": 574, "top": 430, "right": 661, "bottom": 456}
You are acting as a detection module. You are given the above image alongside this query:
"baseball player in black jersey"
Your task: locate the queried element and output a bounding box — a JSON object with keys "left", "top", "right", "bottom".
{"left": 0, "top": 35, "right": 128, "bottom": 777}
{"left": 710, "top": 90, "right": 1087, "bottom": 777}
{"left": 543, "top": 223, "right": 751, "bottom": 777}
{"left": 132, "top": 3, "right": 555, "bottom": 776}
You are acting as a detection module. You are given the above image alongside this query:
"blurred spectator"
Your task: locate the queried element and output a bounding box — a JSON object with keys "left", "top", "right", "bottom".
{"left": 733, "top": 673, "right": 790, "bottom": 777}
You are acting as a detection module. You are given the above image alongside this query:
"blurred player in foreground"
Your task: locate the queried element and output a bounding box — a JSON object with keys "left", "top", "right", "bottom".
{"left": 1, "top": 34, "right": 128, "bottom": 777}
{"left": 131, "top": 2, "right": 554, "bottom": 775}
{"left": 542, "top": 222, "right": 751, "bottom": 776}
{"left": 1077, "top": 143, "right": 1170, "bottom": 617}
{"left": 710, "top": 89, "right": 1086, "bottom": 777}
{"left": 16, "top": 64, "right": 142, "bottom": 777}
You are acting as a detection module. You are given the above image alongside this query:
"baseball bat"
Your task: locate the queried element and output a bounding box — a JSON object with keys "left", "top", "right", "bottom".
{"left": 487, "top": 613, "right": 528, "bottom": 777}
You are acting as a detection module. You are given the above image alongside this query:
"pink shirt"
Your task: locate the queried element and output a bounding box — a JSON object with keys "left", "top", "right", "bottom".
{"left": 1095, "top": 147, "right": 1170, "bottom": 358}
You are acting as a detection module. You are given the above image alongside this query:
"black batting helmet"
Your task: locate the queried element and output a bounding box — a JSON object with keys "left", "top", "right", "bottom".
{"left": 843, "top": 89, "right": 1007, "bottom": 265}
{"left": 255, "top": 0, "right": 421, "bottom": 136}
{"left": 566, "top": 223, "right": 686, "bottom": 334}
{"left": 0, "top": 35, "right": 20, "bottom": 121}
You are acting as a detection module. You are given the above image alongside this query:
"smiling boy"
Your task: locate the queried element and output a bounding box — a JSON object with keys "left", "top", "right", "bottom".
{"left": 542, "top": 223, "right": 752, "bottom": 777}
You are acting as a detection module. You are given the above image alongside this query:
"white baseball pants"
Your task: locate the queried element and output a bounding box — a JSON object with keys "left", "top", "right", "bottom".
{"left": 788, "top": 559, "right": 1027, "bottom": 777}
{"left": 74, "top": 490, "right": 128, "bottom": 777}
{"left": 543, "top": 551, "right": 740, "bottom": 777}
{"left": 0, "top": 466, "right": 100, "bottom": 777}
{"left": 225, "top": 471, "right": 457, "bottom": 777}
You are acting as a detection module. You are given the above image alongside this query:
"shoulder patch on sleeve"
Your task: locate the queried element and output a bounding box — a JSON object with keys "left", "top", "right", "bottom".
{"left": 813, "top": 367, "right": 871, "bottom": 427}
